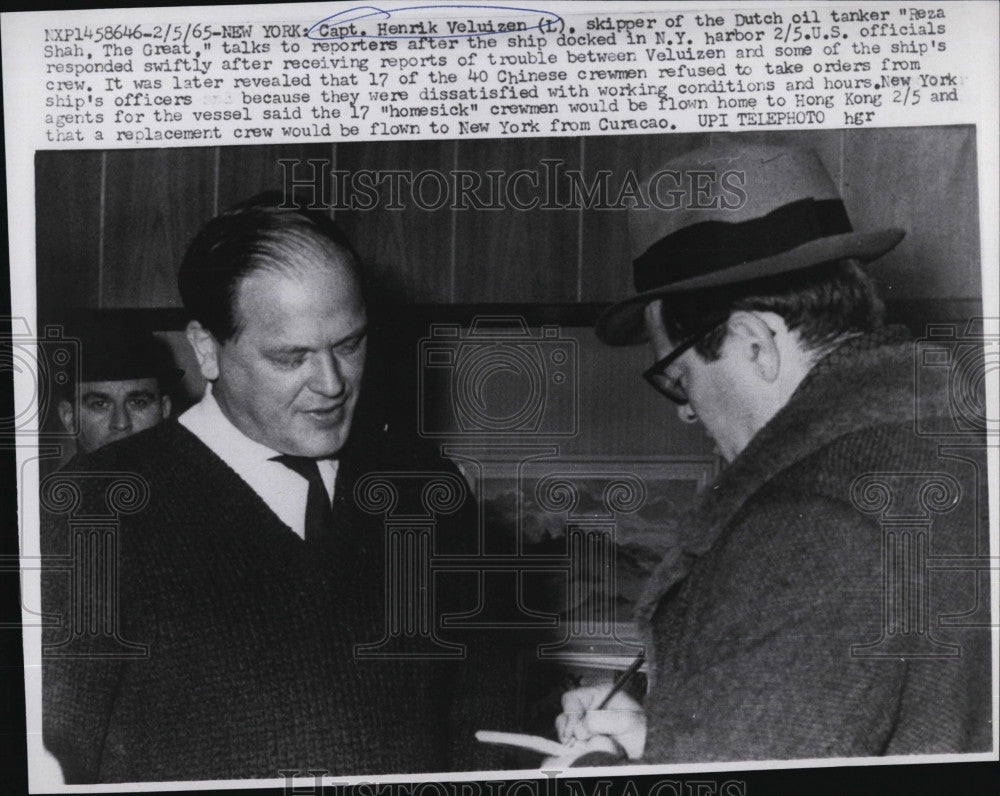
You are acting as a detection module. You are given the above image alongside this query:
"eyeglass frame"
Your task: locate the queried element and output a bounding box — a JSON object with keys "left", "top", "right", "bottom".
{"left": 643, "top": 315, "right": 777, "bottom": 404}
{"left": 642, "top": 320, "right": 724, "bottom": 405}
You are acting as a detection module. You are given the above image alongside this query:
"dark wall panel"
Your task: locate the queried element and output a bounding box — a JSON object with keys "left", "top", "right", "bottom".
{"left": 217, "top": 143, "right": 334, "bottom": 212}
{"left": 338, "top": 139, "right": 457, "bottom": 302}
{"left": 34, "top": 150, "right": 103, "bottom": 314}
{"left": 101, "top": 148, "right": 216, "bottom": 308}
{"left": 841, "top": 126, "right": 980, "bottom": 300}
{"left": 37, "top": 126, "right": 983, "bottom": 316}
{"left": 453, "top": 137, "right": 582, "bottom": 303}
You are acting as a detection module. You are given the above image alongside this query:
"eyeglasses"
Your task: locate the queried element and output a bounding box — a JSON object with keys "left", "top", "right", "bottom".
{"left": 643, "top": 319, "right": 775, "bottom": 405}
{"left": 642, "top": 320, "right": 725, "bottom": 405}
{"left": 643, "top": 337, "right": 699, "bottom": 405}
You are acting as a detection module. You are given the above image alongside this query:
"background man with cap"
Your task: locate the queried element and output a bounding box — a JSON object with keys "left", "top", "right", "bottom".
{"left": 42, "top": 198, "right": 510, "bottom": 782}
{"left": 551, "top": 143, "right": 991, "bottom": 762}
{"left": 56, "top": 316, "right": 180, "bottom": 461}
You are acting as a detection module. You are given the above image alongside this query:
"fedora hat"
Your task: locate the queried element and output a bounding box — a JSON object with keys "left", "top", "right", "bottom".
{"left": 63, "top": 315, "right": 183, "bottom": 389}
{"left": 596, "top": 143, "right": 905, "bottom": 345}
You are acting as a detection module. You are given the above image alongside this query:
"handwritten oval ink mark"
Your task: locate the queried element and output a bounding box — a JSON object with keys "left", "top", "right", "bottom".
{"left": 307, "top": 4, "right": 562, "bottom": 41}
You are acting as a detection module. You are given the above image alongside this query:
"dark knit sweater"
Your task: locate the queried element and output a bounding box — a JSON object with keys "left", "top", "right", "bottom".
{"left": 633, "top": 329, "right": 992, "bottom": 761}
{"left": 42, "top": 421, "right": 512, "bottom": 783}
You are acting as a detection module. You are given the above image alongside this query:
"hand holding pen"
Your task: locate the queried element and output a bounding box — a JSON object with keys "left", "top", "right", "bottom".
{"left": 554, "top": 654, "right": 647, "bottom": 761}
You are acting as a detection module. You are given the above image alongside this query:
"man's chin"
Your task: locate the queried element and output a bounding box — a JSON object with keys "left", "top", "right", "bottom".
{"left": 283, "top": 429, "right": 350, "bottom": 459}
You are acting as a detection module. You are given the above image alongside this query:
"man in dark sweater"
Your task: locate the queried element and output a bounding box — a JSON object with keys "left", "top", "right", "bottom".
{"left": 41, "top": 198, "right": 509, "bottom": 782}
{"left": 551, "top": 143, "right": 992, "bottom": 763}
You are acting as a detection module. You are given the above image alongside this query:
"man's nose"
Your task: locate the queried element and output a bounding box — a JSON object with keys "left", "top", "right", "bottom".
{"left": 110, "top": 404, "right": 132, "bottom": 431}
{"left": 676, "top": 402, "right": 698, "bottom": 424}
{"left": 310, "top": 352, "right": 346, "bottom": 396}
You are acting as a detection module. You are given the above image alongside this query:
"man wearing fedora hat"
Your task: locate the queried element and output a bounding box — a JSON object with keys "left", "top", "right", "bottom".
{"left": 552, "top": 143, "right": 990, "bottom": 762}
{"left": 57, "top": 317, "right": 181, "bottom": 461}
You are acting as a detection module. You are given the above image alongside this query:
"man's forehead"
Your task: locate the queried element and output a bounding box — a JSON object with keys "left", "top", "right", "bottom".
{"left": 231, "top": 260, "right": 365, "bottom": 333}
{"left": 238, "top": 255, "right": 362, "bottom": 299}
{"left": 248, "top": 231, "right": 358, "bottom": 280}
{"left": 80, "top": 378, "right": 161, "bottom": 396}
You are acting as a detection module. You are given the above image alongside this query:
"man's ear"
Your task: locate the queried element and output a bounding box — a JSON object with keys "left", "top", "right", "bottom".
{"left": 643, "top": 299, "right": 673, "bottom": 350}
{"left": 185, "top": 321, "right": 221, "bottom": 382}
{"left": 159, "top": 394, "right": 172, "bottom": 419}
{"left": 57, "top": 399, "right": 76, "bottom": 434}
{"left": 726, "top": 311, "right": 781, "bottom": 383}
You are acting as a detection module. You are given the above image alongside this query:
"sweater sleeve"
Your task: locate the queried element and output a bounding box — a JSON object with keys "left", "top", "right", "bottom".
{"left": 429, "top": 475, "right": 523, "bottom": 771}
{"left": 643, "top": 495, "right": 906, "bottom": 762}
{"left": 41, "top": 500, "right": 126, "bottom": 784}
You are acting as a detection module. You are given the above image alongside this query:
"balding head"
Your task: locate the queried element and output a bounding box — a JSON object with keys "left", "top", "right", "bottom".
{"left": 178, "top": 199, "right": 362, "bottom": 343}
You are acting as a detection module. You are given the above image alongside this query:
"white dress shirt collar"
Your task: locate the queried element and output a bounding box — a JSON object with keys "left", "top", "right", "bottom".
{"left": 179, "top": 384, "right": 338, "bottom": 539}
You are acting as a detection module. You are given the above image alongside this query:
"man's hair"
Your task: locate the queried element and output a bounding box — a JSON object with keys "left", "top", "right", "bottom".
{"left": 658, "top": 259, "right": 885, "bottom": 361}
{"left": 178, "top": 194, "right": 361, "bottom": 341}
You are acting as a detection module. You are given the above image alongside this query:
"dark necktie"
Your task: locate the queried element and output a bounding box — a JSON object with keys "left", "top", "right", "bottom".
{"left": 272, "top": 455, "right": 333, "bottom": 544}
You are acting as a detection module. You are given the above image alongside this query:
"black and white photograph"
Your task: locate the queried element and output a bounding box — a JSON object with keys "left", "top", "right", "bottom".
{"left": 2, "top": 2, "right": 997, "bottom": 796}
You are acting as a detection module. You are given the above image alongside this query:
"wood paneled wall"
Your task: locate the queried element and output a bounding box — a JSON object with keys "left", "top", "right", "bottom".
{"left": 36, "top": 126, "right": 982, "bottom": 315}
{"left": 34, "top": 128, "right": 983, "bottom": 466}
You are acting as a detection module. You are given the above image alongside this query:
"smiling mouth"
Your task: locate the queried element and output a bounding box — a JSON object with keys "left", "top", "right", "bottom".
{"left": 304, "top": 404, "right": 346, "bottom": 420}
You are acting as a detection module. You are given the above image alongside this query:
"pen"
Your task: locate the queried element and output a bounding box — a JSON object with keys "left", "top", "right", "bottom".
{"left": 596, "top": 652, "right": 646, "bottom": 710}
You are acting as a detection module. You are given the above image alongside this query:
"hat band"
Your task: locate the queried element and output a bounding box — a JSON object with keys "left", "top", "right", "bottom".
{"left": 633, "top": 198, "right": 853, "bottom": 292}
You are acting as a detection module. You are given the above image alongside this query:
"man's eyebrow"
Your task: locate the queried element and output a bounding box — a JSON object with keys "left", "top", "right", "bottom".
{"left": 81, "top": 391, "right": 112, "bottom": 401}
{"left": 125, "top": 390, "right": 157, "bottom": 399}
{"left": 336, "top": 325, "right": 368, "bottom": 343}
{"left": 265, "top": 326, "right": 368, "bottom": 353}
